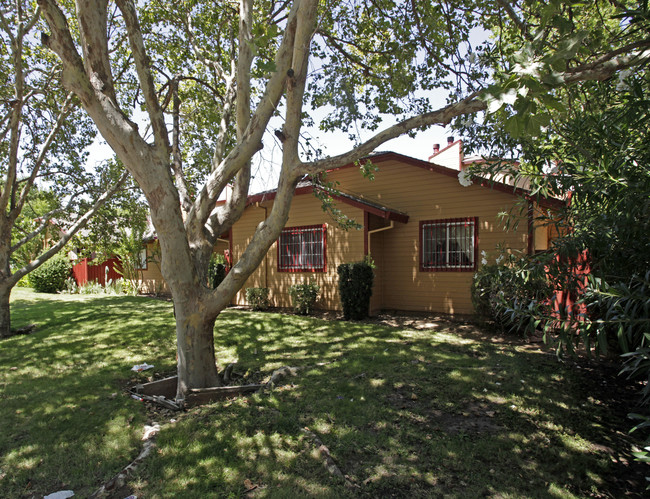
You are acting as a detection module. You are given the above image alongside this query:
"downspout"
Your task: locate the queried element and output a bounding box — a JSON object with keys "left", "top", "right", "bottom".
{"left": 367, "top": 221, "right": 394, "bottom": 257}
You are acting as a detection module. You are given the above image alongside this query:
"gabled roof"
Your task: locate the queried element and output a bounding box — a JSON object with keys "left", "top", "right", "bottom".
{"left": 324, "top": 150, "right": 565, "bottom": 209}
{"left": 244, "top": 150, "right": 564, "bottom": 212}
{"left": 247, "top": 179, "right": 409, "bottom": 223}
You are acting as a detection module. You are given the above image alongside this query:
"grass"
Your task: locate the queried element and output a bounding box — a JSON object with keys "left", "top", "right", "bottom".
{"left": 1, "top": 288, "right": 645, "bottom": 498}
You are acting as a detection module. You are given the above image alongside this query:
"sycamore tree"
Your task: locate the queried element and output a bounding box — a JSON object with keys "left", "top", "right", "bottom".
{"left": 0, "top": 1, "right": 129, "bottom": 338}
{"left": 37, "top": 0, "right": 650, "bottom": 402}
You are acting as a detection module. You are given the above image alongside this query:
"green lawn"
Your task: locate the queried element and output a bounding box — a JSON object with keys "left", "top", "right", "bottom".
{"left": 0, "top": 289, "right": 645, "bottom": 498}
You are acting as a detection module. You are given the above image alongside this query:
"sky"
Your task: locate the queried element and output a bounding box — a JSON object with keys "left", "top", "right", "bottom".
{"left": 86, "top": 108, "right": 457, "bottom": 196}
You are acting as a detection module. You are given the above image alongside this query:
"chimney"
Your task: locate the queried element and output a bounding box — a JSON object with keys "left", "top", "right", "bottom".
{"left": 447, "top": 136, "right": 454, "bottom": 145}
{"left": 432, "top": 143, "right": 440, "bottom": 154}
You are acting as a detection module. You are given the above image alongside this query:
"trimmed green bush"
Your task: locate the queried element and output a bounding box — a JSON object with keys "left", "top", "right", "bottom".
{"left": 28, "top": 253, "right": 71, "bottom": 293}
{"left": 208, "top": 256, "right": 227, "bottom": 289}
{"left": 246, "top": 287, "right": 270, "bottom": 311}
{"left": 289, "top": 280, "right": 320, "bottom": 315}
{"left": 338, "top": 260, "right": 374, "bottom": 320}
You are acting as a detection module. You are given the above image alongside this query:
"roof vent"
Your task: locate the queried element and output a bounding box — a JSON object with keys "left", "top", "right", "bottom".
{"left": 447, "top": 136, "right": 454, "bottom": 145}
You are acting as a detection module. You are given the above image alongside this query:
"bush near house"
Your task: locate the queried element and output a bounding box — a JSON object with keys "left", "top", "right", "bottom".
{"left": 208, "top": 255, "right": 227, "bottom": 289}
{"left": 471, "top": 254, "right": 552, "bottom": 334}
{"left": 289, "top": 280, "right": 320, "bottom": 315}
{"left": 245, "top": 287, "right": 270, "bottom": 311}
{"left": 28, "top": 253, "right": 71, "bottom": 293}
{"left": 338, "top": 260, "right": 374, "bottom": 320}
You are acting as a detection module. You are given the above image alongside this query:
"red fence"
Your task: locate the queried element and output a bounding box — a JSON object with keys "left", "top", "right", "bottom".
{"left": 71, "top": 257, "right": 122, "bottom": 286}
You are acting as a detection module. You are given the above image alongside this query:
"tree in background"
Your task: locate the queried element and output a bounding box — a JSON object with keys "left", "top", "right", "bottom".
{"left": 0, "top": 2, "right": 128, "bottom": 338}
{"left": 37, "top": 0, "right": 650, "bottom": 401}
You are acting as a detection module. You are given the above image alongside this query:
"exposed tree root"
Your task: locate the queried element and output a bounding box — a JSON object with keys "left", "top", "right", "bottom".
{"left": 89, "top": 424, "right": 160, "bottom": 498}
{"left": 1, "top": 324, "right": 37, "bottom": 340}
{"left": 301, "top": 428, "right": 358, "bottom": 489}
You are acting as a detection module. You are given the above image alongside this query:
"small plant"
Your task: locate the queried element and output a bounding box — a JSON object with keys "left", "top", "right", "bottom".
{"left": 28, "top": 253, "right": 71, "bottom": 293}
{"left": 289, "top": 280, "right": 320, "bottom": 315}
{"left": 208, "top": 254, "right": 228, "bottom": 289}
{"left": 338, "top": 260, "right": 374, "bottom": 320}
{"left": 246, "top": 287, "right": 270, "bottom": 311}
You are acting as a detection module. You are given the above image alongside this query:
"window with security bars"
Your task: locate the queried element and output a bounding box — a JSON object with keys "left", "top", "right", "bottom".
{"left": 277, "top": 224, "right": 326, "bottom": 272}
{"left": 420, "top": 218, "right": 477, "bottom": 271}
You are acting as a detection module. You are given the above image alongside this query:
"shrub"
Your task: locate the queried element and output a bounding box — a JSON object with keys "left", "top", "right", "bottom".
{"left": 338, "top": 259, "right": 374, "bottom": 320}
{"left": 208, "top": 255, "right": 227, "bottom": 289}
{"left": 28, "top": 254, "right": 71, "bottom": 293}
{"left": 246, "top": 287, "right": 270, "bottom": 311}
{"left": 289, "top": 280, "right": 320, "bottom": 315}
{"left": 471, "top": 255, "right": 552, "bottom": 334}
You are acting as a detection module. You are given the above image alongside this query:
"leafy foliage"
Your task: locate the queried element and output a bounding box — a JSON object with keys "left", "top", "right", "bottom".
{"left": 28, "top": 254, "right": 71, "bottom": 293}
{"left": 288, "top": 280, "right": 320, "bottom": 315}
{"left": 245, "top": 287, "right": 270, "bottom": 311}
{"left": 471, "top": 254, "right": 552, "bottom": 334}
{"left": 338, "top": 260, "right": 374, "bottom": 320}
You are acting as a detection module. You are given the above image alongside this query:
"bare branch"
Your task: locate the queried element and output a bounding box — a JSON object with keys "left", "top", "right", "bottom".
{"left": 10, "top": 170, "right": 130, "bottom": 286}
{"left": 11, "top": 92, "right": 76, "bottom": 223}
{"left": 301, "top": 94, "right": 487, "bottom": 175}
{"left": 116, "top": 0, "right": 170, "bottom": 154}
{"left": 186, "top": 0, "right": 302, "bottom": 236}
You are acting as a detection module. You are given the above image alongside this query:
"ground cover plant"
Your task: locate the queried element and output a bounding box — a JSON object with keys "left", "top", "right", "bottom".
{"left": 1, "top": 290, "right": 646, "bottom": 498}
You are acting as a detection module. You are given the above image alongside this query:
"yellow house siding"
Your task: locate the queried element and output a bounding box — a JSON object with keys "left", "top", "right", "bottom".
{"left": 232, "top": 194, "right": 365, "bottom": 309}
{"left": 138, "top": 239, "right": 230, "bottom": 295}
{"left": 326, "top": 159, "right": 528, "bottom": 314}
{"left": 139, "top": 241, "right": 168, "bottom": 294}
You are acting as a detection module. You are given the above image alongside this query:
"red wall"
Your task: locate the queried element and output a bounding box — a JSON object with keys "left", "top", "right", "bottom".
{"left": 71, "top": 257, "right": 122, "bottom": 286}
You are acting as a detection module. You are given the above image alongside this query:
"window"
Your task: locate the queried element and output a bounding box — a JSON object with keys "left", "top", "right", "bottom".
{"left": 135, "top": 248, "right": 147, "bottom": 270}
{"left": 420, "top": 217, "right": 477, "bottom": 271}
{"left": 278, "top": 224, "right": 326, "bottom": 272}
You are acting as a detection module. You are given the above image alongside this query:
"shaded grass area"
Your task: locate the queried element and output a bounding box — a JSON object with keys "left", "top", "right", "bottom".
{"left": 1, "top": 288, "right": 177, "bottom": 498}
{"left": 1, "top": 290, "right": 645, "bottom": 498}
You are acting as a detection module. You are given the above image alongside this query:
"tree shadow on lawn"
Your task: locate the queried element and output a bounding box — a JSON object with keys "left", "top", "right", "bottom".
{"left": 0, "top": 293, "right": 177, "bottom": 498}
{"left": 134, "top": 310, "right": 647, "bottom": 498}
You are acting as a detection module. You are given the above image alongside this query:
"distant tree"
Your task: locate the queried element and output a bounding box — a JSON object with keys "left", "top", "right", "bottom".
{"left": 37, "top": 0, "right": 650, "bottom": 401}
{"left": 0, "top": 2, "right": 127, "bottom": 338}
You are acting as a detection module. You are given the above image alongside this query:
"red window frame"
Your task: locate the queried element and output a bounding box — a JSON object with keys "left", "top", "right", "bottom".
{"left": 419, "top": 217, "right": 478, "bottom": 272}
{"left": 277, "top": 224, "right": 327, "bottom": 272}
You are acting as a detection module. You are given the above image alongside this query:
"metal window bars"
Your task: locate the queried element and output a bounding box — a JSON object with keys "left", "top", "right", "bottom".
{"left": 422, "top": 219, "right": 474, "bottom": 269}
{"left": 279, "top": 225, "right": 325, "bottom": 271}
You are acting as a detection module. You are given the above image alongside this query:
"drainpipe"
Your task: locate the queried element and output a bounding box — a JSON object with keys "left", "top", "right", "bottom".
{"left": 367, "top": 221, "right": 394, "bottom": 256}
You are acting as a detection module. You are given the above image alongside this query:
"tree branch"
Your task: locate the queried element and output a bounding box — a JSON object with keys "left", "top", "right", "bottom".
{"left": 300, "top": 94, "right": 487, "bottom": 175}
{"left": 11, "top": 92, "right": 76, "bottom": 224}
{"left": 10, "top": 171, "right": 130, "bottom": 286}
{"left": 116, "top": 0, "right": 170, "bottom": 155}
{"left": 186, "top": 0, "right": 302, "bottom": 237}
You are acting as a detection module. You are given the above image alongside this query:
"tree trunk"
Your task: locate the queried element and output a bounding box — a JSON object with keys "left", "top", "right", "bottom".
{"left": 0, "top": 282, "right": 12, "bottom": 338}
{"left": 173, "top": 288, "right": 222, "bottom": 402}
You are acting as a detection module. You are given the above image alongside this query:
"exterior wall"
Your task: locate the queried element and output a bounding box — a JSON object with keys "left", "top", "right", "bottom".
{"left": 232, "top": 194, "right": 365, "bottom": 310}
{"left": 428, "top": 141, "right": 462, "bottom": 170}
{"left": 139, "top": 241, "right": 168, "bottom": 294}
{"left": 327, "top": 158, "right": 528, "bottom": 314}
{"left": 138, "top": 239, "right": 230, "bottom": 294}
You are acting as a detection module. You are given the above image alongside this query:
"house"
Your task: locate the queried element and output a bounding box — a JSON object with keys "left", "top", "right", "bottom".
{"left": 139, "top": 139, "right": 561, "bottom": 315}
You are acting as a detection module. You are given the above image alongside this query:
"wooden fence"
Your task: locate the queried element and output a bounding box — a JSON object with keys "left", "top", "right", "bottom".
{"left": 71, "top": 257, "right": 122, "bottom": 286}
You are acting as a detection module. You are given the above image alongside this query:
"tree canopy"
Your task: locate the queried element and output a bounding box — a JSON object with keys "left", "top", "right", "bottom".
{"left": 35, "top": 0, "right": 650, "bottom": 399}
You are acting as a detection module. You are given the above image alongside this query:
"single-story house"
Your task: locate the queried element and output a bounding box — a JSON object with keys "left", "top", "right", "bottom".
{"left": 139, "top": 138, "right": 561, "bottom": 315}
